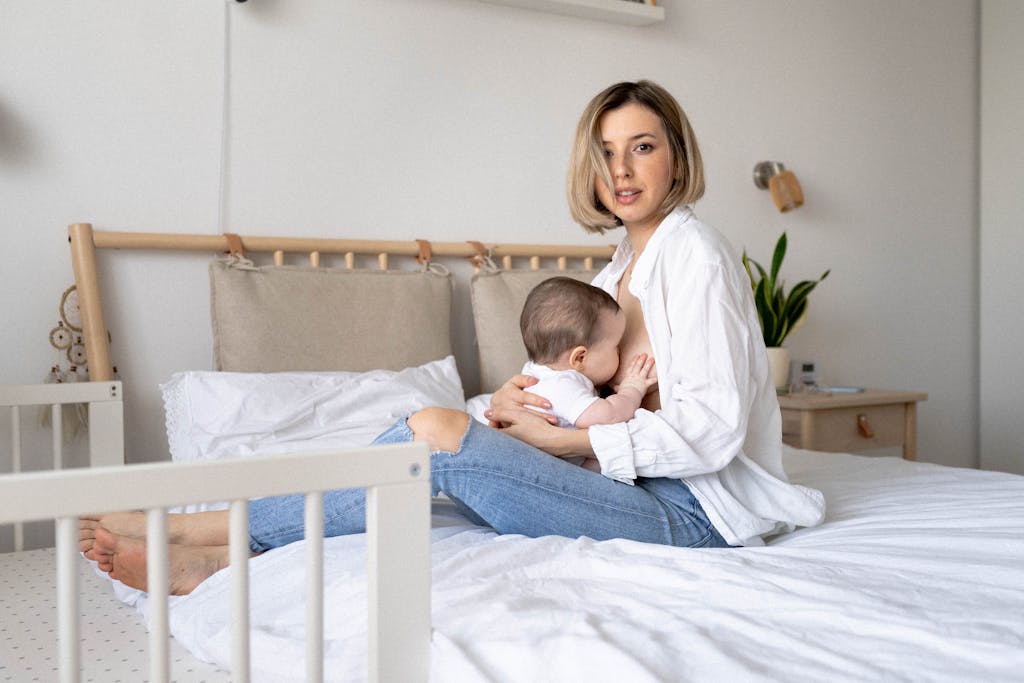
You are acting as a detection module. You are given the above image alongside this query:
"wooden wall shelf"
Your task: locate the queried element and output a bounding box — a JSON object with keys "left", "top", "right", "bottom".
{"left": 479, "top": 0, "right": 664, "bottom": 26}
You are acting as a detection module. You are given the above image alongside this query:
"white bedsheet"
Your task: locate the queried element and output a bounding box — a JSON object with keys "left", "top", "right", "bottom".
{"left": 112, "top": 448, "right": 1024, "bottom": 682}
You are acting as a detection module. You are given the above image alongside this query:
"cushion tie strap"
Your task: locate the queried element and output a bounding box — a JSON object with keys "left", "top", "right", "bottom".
{"left": 223, "top": 233, "right": 244, "bottom": 258}
{"left": 415, "top": 239, "right": 432, "bottom": 268}
{"left": 467, "top": 241, "right": 497, "bottom": 273}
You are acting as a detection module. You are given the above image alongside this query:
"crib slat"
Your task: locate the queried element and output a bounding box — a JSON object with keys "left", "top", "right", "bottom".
{"left": 88, "top": 398, "right": 125, "bottom": 467}
{"left": 230, "top": 500, "right": 251, "bottom": 683}
{"left": 10, "top": 405, "right": 20, "bottom": 473}
{"left": 51, "top": 403, "right": 63, "bottom": 470}
{"left": 56, "top": 516, "right": 80, "bottom": 683}
{"left": 366, "top": 480, "right": 431, "bottom": 683}
{"left": 11, "top": 405, "right": 23, "bottom": 552}
{"left": 305, "top": 492, "right": 325, "bottom": 683}
{"left": 147, "top": 509, "right": 170, "bottom": 683}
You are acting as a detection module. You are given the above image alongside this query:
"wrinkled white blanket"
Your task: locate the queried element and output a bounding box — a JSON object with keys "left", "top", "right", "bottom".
{"left": 107, "top": 448, "right": 1024, "bottom": 682}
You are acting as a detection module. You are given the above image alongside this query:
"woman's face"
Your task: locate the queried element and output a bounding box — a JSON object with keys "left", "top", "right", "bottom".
{"left": 594, "top": 103, "right": 675, "bottom": 234}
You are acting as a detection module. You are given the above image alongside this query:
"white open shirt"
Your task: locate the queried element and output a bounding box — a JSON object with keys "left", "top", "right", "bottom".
{"left": 588, "top": 207, "right": 825, "bottom": 546}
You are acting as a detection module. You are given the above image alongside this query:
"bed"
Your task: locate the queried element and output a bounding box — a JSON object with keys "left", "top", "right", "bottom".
{"left": 2, "top": 223, "right": 1023, "bottom": 682}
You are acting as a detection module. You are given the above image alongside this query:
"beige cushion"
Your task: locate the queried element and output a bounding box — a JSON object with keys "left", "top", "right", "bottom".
{"left": 470, "top": 270, "right": 596, "bottom": 393}
{"left": 210, "top": 262, "right": 453, "bottom": 372}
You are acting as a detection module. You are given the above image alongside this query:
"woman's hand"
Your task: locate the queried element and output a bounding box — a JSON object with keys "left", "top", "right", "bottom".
{"left": 495, "top": 405, "right": 594, "bottom": 458}
{"left": 485, "top": 374, "right": 558, "bottom": 428}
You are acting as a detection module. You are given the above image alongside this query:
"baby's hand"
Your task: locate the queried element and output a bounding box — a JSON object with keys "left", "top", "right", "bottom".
{"left": 616, "top": 353, "right": 657, "bottom": 395}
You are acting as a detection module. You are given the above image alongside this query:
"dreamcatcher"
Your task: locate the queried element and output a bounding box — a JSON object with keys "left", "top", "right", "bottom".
{"left": 42, "top": 285, "right": 116, "bottom": 439}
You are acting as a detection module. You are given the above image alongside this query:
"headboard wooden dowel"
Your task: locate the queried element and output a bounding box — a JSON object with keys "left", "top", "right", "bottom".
{"left": 273, "top": 250, "right": 284, "bottom": 266}
{"left": 584, "top": 256, "right": 594, "bottom": 270}
{"left": 502, "top": 255, "right": 513, "bottom": 270}
{"left": 309, "top": 251, "right": 321, "bottom": 268}
{"left": 378, "top": 253, "right": 389, "bottom": 270}
{"left": 529, "top": 256, "right": 541, "bottom": 270}
{"left": 68, "top": 223, "right": 115, "bottom": 381}
{"left": 489, "top": 243, "right": 613, "bottom": 260}
{"left": 87, "top": 230, "right": 615, "bottom": 261}
{"left": 557, "top": 256, "right": 567, "bottom": 271}
{"left": 91, "top": 231, "right": 229, "bottom": 251}
{"left": 345, "top": 252, "right": 355, "bottom": 270}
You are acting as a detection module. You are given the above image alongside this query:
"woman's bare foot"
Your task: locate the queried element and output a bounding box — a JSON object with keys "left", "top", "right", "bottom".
{"left": 90, "top": 527, "right": 230, "bottom": 595}
{"left": 80, "top": 510, "right": 231, "bottom": 556}
{"left": 80, "top": 513, "right": 146, "bottom": 556}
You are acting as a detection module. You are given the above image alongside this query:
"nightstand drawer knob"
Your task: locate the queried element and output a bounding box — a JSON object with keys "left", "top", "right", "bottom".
{"left": 857, "top": 414, "right": 875, "bottom": 438}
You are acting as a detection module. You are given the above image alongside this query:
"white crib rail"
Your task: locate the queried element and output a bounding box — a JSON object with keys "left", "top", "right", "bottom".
{"left": 0, "top": 381, "right": 124, "bottom": 551}
{"left": 0, "top": 442, "right": 432, "bottom": 683}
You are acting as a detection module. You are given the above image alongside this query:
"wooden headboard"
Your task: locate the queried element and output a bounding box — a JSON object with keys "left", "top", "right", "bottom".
{"left": 68, "top": 223, "right": 616, "bottom": 382}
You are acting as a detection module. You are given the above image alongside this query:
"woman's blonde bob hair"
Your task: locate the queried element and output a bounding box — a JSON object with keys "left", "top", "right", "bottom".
{"left": 567, "top": 80, "right": 705, "bottom": 234}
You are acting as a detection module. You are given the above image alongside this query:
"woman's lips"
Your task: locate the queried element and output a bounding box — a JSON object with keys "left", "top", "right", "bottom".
{"left": 616, "top": 188, "right": 641, "bottom": 205}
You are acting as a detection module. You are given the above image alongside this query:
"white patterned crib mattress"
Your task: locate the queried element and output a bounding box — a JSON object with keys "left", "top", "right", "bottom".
{"left": 0, "top": 547, "right": 229, "bottom": 682}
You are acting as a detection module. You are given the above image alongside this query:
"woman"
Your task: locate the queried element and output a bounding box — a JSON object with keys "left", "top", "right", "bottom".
{"left": 82, "top": 81, "right": 825, "bottom": 595}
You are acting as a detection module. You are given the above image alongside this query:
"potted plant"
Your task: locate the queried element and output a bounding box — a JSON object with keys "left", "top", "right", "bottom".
{"left": 741, "top": 232, "right": 829, "bottom": 393}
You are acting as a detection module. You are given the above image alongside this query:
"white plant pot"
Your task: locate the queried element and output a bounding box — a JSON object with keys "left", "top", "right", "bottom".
{"left": 765, "top": 347, "right": 791, "bottom": 394}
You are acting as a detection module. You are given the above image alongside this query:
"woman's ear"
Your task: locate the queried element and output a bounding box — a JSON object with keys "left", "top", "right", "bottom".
{"left": 569, "top": 346, "right": 587, "bottom": 371}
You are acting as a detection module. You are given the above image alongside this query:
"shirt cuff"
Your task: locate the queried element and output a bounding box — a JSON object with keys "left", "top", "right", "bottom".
{"left": 588, "top": 422, "right": 636, "bottom": 485}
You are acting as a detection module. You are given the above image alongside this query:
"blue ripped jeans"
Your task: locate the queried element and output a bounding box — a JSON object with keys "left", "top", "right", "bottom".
{"left": 247, "top": 416, "right": 729, "bottom": 552}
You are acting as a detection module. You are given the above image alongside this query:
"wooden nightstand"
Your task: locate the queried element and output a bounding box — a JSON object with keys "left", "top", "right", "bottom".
{"left": 777, "top": 389, "right": 928, "bottom": 459}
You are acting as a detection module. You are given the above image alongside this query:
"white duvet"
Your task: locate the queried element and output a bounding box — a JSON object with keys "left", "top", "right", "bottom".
{"left": 110, "top": 447, "right": 1024, "bottom": 683}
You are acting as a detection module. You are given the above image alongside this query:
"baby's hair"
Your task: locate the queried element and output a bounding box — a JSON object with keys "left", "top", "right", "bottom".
{"left": 567, "top": 79, "right": 705, "bottom": 233}
{"left": 521, "top": 277, "right": 620, "bottom": 365}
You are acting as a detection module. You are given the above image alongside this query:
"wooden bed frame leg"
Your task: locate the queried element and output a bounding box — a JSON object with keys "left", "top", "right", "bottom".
{"left": 68, "top": 223, "right": 114, "bottom": 381}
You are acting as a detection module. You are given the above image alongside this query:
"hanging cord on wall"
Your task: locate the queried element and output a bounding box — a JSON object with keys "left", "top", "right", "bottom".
{"left": 215, "top": 0, "right": 235, "bottom": 374}
{"left": 217, "top": 0, "right": 232, "bottom": 233}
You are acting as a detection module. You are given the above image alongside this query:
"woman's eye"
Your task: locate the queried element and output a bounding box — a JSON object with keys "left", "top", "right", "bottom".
{"left": 635, "top": 143, "right": 653, "bottom": 153}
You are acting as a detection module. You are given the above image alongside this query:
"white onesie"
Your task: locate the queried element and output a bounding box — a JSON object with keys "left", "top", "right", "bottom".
{"left": 521, "top": 360, "right": 600, "bottom": 429}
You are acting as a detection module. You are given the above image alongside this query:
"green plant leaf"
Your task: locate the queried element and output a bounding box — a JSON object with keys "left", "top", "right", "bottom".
{"left": 741, "top": 251, "right": 756, "bottom": 288}
{"left": 744, "top": 254, "right": 768, "bottom": 286}
{"left": 754, "top": 278, "right": 776, "bottom": 340}
{"left": 769, "top": 232, "right": 787, "bottom": 284}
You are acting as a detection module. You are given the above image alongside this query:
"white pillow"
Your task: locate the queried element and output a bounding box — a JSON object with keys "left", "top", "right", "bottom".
{"left": 161, "top": 355, "right": 465, "bottom": 463}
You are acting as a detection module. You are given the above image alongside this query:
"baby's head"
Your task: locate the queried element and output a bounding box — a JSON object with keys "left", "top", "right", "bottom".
{"left": 520, "top": 277, "right": 624, "bottom": 385}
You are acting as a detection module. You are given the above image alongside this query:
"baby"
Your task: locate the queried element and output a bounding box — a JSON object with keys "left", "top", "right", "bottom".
{"left": 520, "top": 276, "right": 656, "bottom": 472}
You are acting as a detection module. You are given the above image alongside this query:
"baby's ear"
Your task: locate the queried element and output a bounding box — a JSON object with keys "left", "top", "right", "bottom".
{"left": 569, "top": 346, "right": 588, "bottom": 370}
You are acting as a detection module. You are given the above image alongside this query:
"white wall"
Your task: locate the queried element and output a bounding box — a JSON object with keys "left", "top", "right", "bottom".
{"left": 980, "top": 0, "right": 1024, "bottom": 474}
{"left": 2, "top": 0, "right": 979, "bottom": 469}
